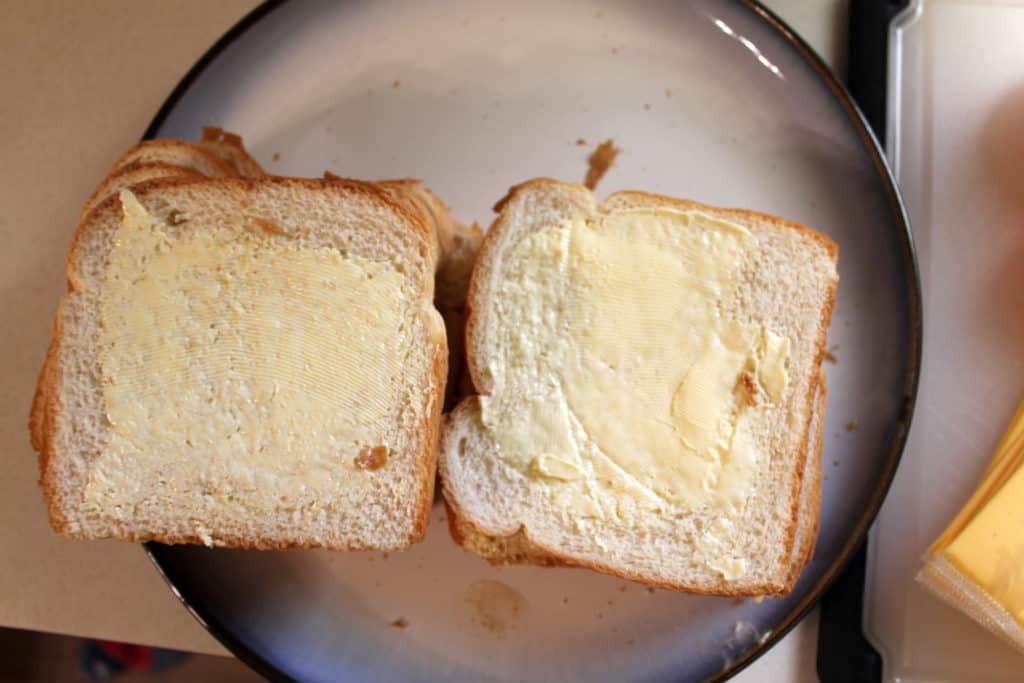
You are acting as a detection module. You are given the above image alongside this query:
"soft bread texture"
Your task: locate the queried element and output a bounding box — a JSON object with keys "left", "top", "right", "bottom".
{"left": 440, "top": 179, "right": 837, "bottom": 595}
{"left": 35, "top": 177, "right": 447, "bottom": 550}
{"left": 326, "top": 173, "right": 483, "bottom": 410}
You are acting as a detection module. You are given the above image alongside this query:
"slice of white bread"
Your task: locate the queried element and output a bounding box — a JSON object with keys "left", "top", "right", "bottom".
{"left": 34, "top": 177, "right": 446, "bottom": 549}
{"left": 440, "top": 178, "right": 837, "bottom": 595}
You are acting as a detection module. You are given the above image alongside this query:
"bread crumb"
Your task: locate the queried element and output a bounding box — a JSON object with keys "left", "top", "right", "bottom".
{"left": 644, "top": 103, "right": 652, "bottom": 111}
{"left": 355, "top": 445, "right": 388, "bottom": 471}
{"left": 732, "top": 597, "right": 744, "bottom": 606}
{"left": 595, "top": 10, "right": 604, "bottom": 18}
{"left": 833, "top": 460, "right": 839, "bottom": 467}
{"left": 576, "top": 138, "right": 588, "bottom": 146}
{"left": 392, "top": 80, "right": 401, "bottom": 88}
{"left": 248, "top": 216, "right": 284, "bottom": 236}
{"left": 381, "top": 551, "right": 390, "bottom": 560}
{"left": 665, "top": 88, "right": 673, "bottom": 98}
{"left": 607, "top": 599, "right": 614, "bottom": 606}
{"left": 626, "top": 639, "right": 635, "bottom": 646}
{"left": 611, "top": 47, "right": 619, "bottom": 55}
{"left": 644, "top": 586, "right": 656, "bottom": 595}
{"left": 271, "top": 152, "right": 281, "bottom": 162}
{"left": 562, "top": 597, "right": 569, "bottom": 605}
{"left": 846, "top": 420, "right": 858, "bottom": 432}
{"left": 390, "top": 617, "right": 408, "bottom": 629}
{"left": 584, "top": 139, "right": 621, "bottom": 190}
{"left": 823, "top": 350, "right": 838, "bottom": 364}
{"left": 618, "top": 585, "right": 627, "bottom": 593}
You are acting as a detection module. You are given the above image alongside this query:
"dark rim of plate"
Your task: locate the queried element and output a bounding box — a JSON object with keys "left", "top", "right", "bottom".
{"left": 140, "top": 1, "right": 923, "bottom": 681}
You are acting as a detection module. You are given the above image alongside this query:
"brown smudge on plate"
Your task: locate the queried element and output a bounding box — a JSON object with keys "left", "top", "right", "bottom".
{"left": 465, "top": 579, "right": 525, "bottom": 638}
{"left": 584, "top": 139, "right": 621, "bottom": 191}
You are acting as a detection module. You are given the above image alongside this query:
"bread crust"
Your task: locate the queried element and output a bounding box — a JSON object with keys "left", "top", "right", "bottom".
{"left": 107, "top": 139, "right": 236, "bottom": 179}
{"left": 198, "top": 126, "right": 267, "bottom": 179}
{"left": 782, "top": 371, "right": 827, "bottom": 592}
{"left": 34, "top": 175, "right": 445, "bottom": 550}
{"left": 79, "top": 162, "right": 204, "bottom": 223}
{"left": 447, "top": 178, "right": 838, "bottom": 594}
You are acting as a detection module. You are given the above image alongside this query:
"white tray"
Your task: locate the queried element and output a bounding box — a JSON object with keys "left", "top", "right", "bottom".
{"left": 866, "top": 1, "right": 1024, "bottom": 680}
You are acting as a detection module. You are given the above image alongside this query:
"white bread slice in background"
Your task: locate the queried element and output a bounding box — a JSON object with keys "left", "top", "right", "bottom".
{"left": 197, "top": 126, "right": 267, "bottom": 179}
{"left": 440, "top": 178, "right": 837, "bottom": 595}
{"left": 35, "top": 177, "right": 446, "bottom": 550}
{"left": 107, "top": 139, "right": 237, "bottom": 178}
{"left": 79, "top": 162, "right": 205, "bottom": 222}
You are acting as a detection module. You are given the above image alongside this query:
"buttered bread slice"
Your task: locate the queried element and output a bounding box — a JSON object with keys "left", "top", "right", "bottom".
{"left": 36, "top": 178, "right": 446, "bottom": 550}
{"left": 440, "top": 179, "right": 837, "bottom": 595}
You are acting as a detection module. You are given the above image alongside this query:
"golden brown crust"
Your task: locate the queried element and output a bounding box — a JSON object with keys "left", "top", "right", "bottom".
{"left": 782, "top": 371, "right": 827, "bottom": 592}
{"left": 28, "top": 334, "right": 58, "bottom": 453}
{"left": 37, "top": 298, "right": 69, "bottom": 535}
{"left": 79, "top": 162, "right": 204, "bottom": 224}
{"left": 108, "top": 139, "right": 236, "bottom": 179}
{"left": 198, "top": 127, "right": 267, "bottom": 179}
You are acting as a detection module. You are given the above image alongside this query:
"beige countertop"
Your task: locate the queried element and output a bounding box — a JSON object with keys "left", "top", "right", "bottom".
{"left": 0, "top": 0, "right": 846, "bottom": 677}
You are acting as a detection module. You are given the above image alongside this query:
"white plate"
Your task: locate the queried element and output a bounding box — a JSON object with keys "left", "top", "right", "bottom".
{"left": 146, "top": 1, "right": 920, "bottom": 681}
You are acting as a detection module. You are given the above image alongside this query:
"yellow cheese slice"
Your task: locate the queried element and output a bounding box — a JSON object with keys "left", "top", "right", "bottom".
{"left": 921, "top": 399, "right": 1024, "bottom": 649}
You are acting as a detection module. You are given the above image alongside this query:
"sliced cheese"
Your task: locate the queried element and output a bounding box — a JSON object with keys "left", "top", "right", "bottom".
{"left": 919, "top": 399, "right": 1024, "bottom": 652}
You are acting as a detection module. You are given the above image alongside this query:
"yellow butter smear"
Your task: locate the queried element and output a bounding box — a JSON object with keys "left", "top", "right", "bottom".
{"left": 84, "top": 191, "right": 408, "bottom": 514}
{"left": 479, "top": 208, "right": 792, "bottom": 580}
{"left": 919, "top": 399, "right": 1024, "bottom": 653}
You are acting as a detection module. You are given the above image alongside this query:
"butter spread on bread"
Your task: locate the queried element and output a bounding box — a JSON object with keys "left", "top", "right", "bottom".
{"left": 440, "top": 178, "right": 837, "bottom": 595}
